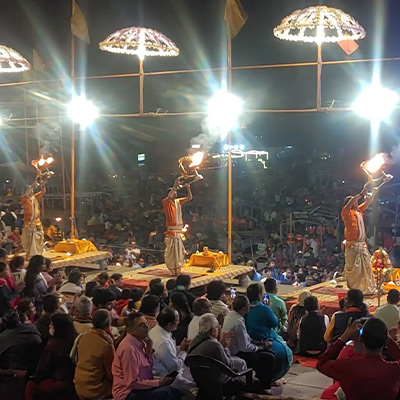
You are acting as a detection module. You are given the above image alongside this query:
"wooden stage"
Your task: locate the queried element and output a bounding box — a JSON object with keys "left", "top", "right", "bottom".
{"left": 120, "top": 263, "right": 253, "bottom": 290}
{"left": 42, "top": 250, "right": 112, "bottom": 269}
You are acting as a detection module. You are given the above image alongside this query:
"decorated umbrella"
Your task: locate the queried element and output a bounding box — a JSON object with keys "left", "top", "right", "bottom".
{"left": 273, "top": 6, "right": 366, "bottom": 109}
{"left": 99, "top": 27, "right": 179, "bottom": 115}
{"left": 0, "top": 45, "right": 31, "bottom": 73}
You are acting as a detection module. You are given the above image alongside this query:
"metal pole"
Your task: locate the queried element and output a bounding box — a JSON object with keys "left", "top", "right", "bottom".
{"left": 227, "top": 35, "right": 233, "bottom": 263}
{"left": 317, "top": 44, "right": 322, "bottom": 110}
{"left": 139, "top": 58, "right": 144, "bottom": 115}
{"left": 58, "top": 81, "right": 67, "bottom": 211}
{"left": 23, "top": 88, "right": 29, "bottom": 164}
{"left": 70, "top": 0, "right": 76, "bottom": 238}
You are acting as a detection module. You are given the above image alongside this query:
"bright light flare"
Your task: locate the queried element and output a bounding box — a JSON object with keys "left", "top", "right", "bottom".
{"left": 207, "top": 90, "right": 243, "bottom": 138}
{"left": 38, "top": 157, "right": 46, "bottom": 167}
{"left": 353, "top": 85, "right": 399, "bottom": 123}
{"left": 182, "top": 224, "right": 189, "bottom": 233}
{"left": 67, "top": 96, "right": 99, "bottom": 129}
{"left": 46, "top": 156, "right": 54, "bottom": 165}
{"left": 189, "top": 152, "right": 204, "bottom": 168}
{"left": 55, "top": 217, "right": 62, "bottom": 223}
{"left": 363, "top": 153, "right": 385, "bottom": 174}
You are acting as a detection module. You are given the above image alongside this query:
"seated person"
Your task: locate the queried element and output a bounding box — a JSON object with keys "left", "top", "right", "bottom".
{"left": 298, "top": 296, "right": 328, "bottom": 357}
{"left": 246, "top": 283, "right": 293, "bottom": 381}
{"left": 187, "top": 298, "right": 212, "bottom": 340}
{"left": 264, "top": 278, "right": 288, "bottom": 335}
{"left": 97, "top": 272, "right": 110, "bottom": 288}
{"left": 116, "top": 289, "right": 132, "bottom": 316}
{"left": 324, "top": 289, "right": 368, "bottom": 343}
{"left": 374, "top": 289, "right": 400, "bottom": 335}
{"left": 112, "top": 312, "right": 180, "bottom": 400}
{"left": 317, "top": 318, "right": 400, "bottom": 400}
{"left": 169, "top": 292, "right": 193, "bottom": 345}
{"left": 109, "top": 273, "right": 124, "bottom": 300}
{"left": 139, "top": 295, "right": 161, "bottom": 330}
{"left": 206, "top": 280, "right": 229, "bottom": 322}
{"left": 59, "top": 268, "right": 84, "bottom": 296}
{"left": 188, "top": 313, "right": 247, "bottom": 395}
{"left": 149, "top": 282, "right": 167, "bottom": 312}
{"left": 222, "top": 295, "right": 275, "bottom": 392}
{"left": 73, "top": 295, "right": 93, "bottom": 334}
{"left": 121, "top": 288, "right": 143, "bottom": 316}
{"left": 174, "top": 275, "right": 196, "bottom": 310}
{"left": 74, "top": 310, "right": 114, "bottom": 400}
{"left": 287, "top": 291, "right": 311, "bottom": 350}
{"left": 34, "top": 293, "right": 61, "bottom": 347}
{"left": 17, "top": 297, "right": 36, "bottom": 324}
{"left": 280, "top": 268, "right": 295, "bottom": 285}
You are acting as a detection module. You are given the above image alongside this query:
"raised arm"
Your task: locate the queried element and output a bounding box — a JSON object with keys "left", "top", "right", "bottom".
{"left": 343, "top": 186, "right": 368, "bottom": 211}
{"left": 180, "top": 184, "right": 193, "bottom": 204}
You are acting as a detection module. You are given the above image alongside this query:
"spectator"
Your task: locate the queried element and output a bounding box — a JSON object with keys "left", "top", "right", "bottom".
{"left": 97, "top": 272, "right": 109, "bottom": 288}
{"left": 247, "top": 261, "right": 262, "bottom": 281}
{"left": 175, "top": 274, "right": 196, "bottom": 310}
{"left": 73, "top": 295, "right": 93, "bottom": 334}
{"left": 24, "top": 255, "right": 59, "bottom": 314}
{"left": 42, "top": 258, "right": 55, "bottom": 286}
{"left": 25, "top": 313, "right": 77, "bottom": 400}
{"left": 35, "top": 293, "right": 61, "bottom": 347}
{"left": 187, "top": 298, "right": 212, "bottom": 340}
{"left": 222, "top": 295, "right": 275, "bottom": 393}
{"left": 374, "top": 289, "right": 400, "bottom": 334}
{"left": 169, "top": 292, "right": 193, "bottom": 345}
{"left": 149, "top": 282, "right": 167, "bottom": 312}
{"left": 133, "top": 256, "right": 146, "bottom": 269}
{"left": 9, "top": 255, "right": 26, "bottom": 284}
{"left": 166, "top": 278, "right": 177, "bottom": 302}
{"left": 109, "top": 273, "right": 124, "bottom": 300}
{"left": 139, "top": 295, "right": 161, "bottom": 330}
{"left": 188, "top": 313, "right": 247, "bottom": 395}
{"left": 206, "top": 280, "right": 229, "bottom": 321}
{"left": 324, "top": 289, "right": 368, "bottom": 343}
{"left": 280, "top": 268, "right": 295, "bottom": 285}
{"left": 85, "top": 280, "right": 100, "bottom": 298}
{"left": 116, "top": 288, "right": 132, "bottom": 316}
{"left": 8, "top": 226, "right": 22, "bottom": 251}
{"left": 0, "top": 309, "right": 42, "bottom": 375}
{"left": 245, "top": 283, "right": 292, "bottom": 381}
{"left": 74, "top": 309, "right": 114, "bottom": 400}
{"left": 264, "top": 278, "right": 288, "bottom": 335}
{"left": 0, "top": 262, "right": 24, "bottom": 316}
{"left": 287, "top": 290, "right": 311, "bottom": 350}
{"left": 298, "top": 296, "right": 328, "bottom": 356}
{"left": 317, "top": 318, "right": 400, "bottom": 400}
{"left": 112, "top": 312, "right": 180, "bottom": 400}
{"left": 17, "top": 297, "right": 36, "bottom": 324}
{"left": 60, "top": 268, "right": 84, "bottom": 296}
{"left": 150, "top": 307, "right": 192, "bottom": 394}
{"left": 268, "top": 261, "right": 280, "bottom": 281}
{"left": 93, "top": 287, "right": 116, "bottom": 311}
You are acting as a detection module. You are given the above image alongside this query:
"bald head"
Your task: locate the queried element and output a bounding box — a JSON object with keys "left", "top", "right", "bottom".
{"left": 193, "top": 297, "right": 212, "bottom": 316}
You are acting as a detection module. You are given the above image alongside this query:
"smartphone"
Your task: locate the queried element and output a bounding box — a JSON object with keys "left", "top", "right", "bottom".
{"left": 263, "top": 294, "right": 269, "bottom": 304}
{"left": 167, "top": 371, "right": 179, "bottom": 378}
{"left": 230, "top": 288, "right": 237, "bottom": 299}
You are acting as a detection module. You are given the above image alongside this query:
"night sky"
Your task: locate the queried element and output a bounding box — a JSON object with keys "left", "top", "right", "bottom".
{"left": 0, "top": 0, "right": 399, "bottom": 178}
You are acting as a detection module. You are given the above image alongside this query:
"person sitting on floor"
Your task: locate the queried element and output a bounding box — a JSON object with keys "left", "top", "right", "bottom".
{"left": 187, "top": 298, "right": 212, "bottom": 340}
{"left": 59, "top": 268, "right": 84, "bottom": 296}
{"left": 287, "top": 291, "right": 311, "bottom": 351}
{"left": 139, "top": 295, "right": 161, "bottom": 330}
{"left": 34, "top": 293, "right": 61, "bottom": 347}
{"left": 374, "top": 289, "right": 400, "bottom": 337}
{"left": 188, "top": 313, "right": 248, "bottom": 396}
{"left": 317, "top": 317, "right": 400, "bottom": 400}
{"left": 264, "top": 278, "right": 288, "bottom": 336}
{"left": 17, "top": 297, "right": 36, "bottom": 324}
{"left": 324, "top": 289, "right": 368, "bottom": 343}
{"left": 109, "top": 273, "right": 124, "bottom": 300}
{"left": 74, "top": 309, "right": 114, "bottom": 400}
{"left": 206, "top": 280, "right": 229, "bottom": 323}
{"left": 112, "top": 312, "right": 181, "bottom": 400}
{"left": 245, "top": 283, "right": 293, "bottom": 382}
{"left": 149, "top": 282, "right": 167, "bottom": 312}
{"left": 298, "top": 296, "right": 328, "bottom": 357}
{"left": 222, "top": 295, "right": 275, "bottom": 393}
{"left": 116, "top": 289, "right": 132, "bottom": 316}
{"left": 169, "top": 292, "right": 193, "bottom": 345}
{"left": 174, "top": 274, "right": 196, "bottom": 310}
{"left": 73, "top": 295, "right": 93, "bottom": 334}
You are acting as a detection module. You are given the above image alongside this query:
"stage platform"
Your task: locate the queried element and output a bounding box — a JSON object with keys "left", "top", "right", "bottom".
{"left": 43, "top": 250, "right": 112, "bottom": 269}
{"left": 120, "top": 263, "right": 253, "bottom": 291}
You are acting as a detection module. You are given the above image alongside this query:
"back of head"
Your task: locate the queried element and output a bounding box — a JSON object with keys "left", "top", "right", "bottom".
{"left": 361, "top": 317, "right": 388, "bottom": 351}
{"left": 193, "top": 298, "right": 211, "bottom": 316}
{"left": 233, "top": 295, "right": 249, "bottom": 312}
{"left": 68, "top": 268, "right": 83, "bottom": 285}
{"left": 92, "top": 287, "right": 115, "bottom": 307}
{"left": 17, "top": 297, "right": 33, "bottom": 314}
{"left": 347, "top": 289, "right": 363, "bottom": 308}
{"left": 157, "top": 307, "right": 177, "bottom": 328}
{"left": 0, "top": 248, "right": 7, "bottom": 261}
{"left": 3, "top": 309, "right": 21, "bottom": 329}
{"left": 44, "top": 257, "right": 52, "bottom": 269}
{"left": 198, "top": 313, "right": 219, "bottom": 334}
{"left": 206, "top": 280, "right": 226, "bottom": 301}
{"left": 298, "top": 290, "right": 312, "bottom": 307}
{"left": 139, "top": 294, "right": 160, "bottom": 315}
{"left": 304, "top": 295, "right": 319, "bottom": 312}
{"left": 92, "top": 309, "right": 110, "bottom": 330}
{"left": 246, "top": 283, "right": 262, "bottom": 302}
{"left": 149, "top": 278, "right": 162, "bottom": 288}
{"left": 111, "top": 273, "right": 123, "bottom": 282}
{"left": 85, "top": 281, "right": 99, "bottom": 298}
{"left": 176, "top": 274, "right": 191, "bottom": 289}
{"left": 121, "top": 288, "right": 132, "bottom": 300}
{"left": 131, "top": 288, "right": 143, "bottom": 302}
{"left": 51, "top": 312, "right": 76, "bottom": 341}
{"left": 264, "top": 278, "right": 277, "bottom": 294}
{"left": 10, "top": 256, "right": 24, "bottom": 272}
{"left": 76, "top": 295, "right": 93, "bottom": 316}
{"left": 42, "top": 293, "right": 59, "bottom": 314}
{"left": 98, "top": 272, "right": 109, "bottom": 281}
{"left": 387, "top": 289, "right": 400, "bottom": 305}
{"left": 170, "top": 291, "right": 190, "bottom": 314}
{"left": 149, "top": 282, "right": 165, "bottom": 297}
{"left": 166, "top": 278, "right": 177, "bottom": 291}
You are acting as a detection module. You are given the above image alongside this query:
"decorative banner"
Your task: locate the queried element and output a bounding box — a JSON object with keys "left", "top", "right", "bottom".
{"left": 225, "top": 0, "right": 248, "bottom": 39}
{"left": 71, "top": 0, "right": 90, "bottom": 44}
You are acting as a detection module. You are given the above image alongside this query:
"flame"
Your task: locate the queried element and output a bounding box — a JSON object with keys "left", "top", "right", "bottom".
{"left": 364, "top": 154, "right": 385, "bottom": 174}
{"left": 189, "top": 152, "right": 204, "bottom": 168}
{"left": 46, "top": 156, "right": 54, "bottom": 165}
{"left": 182, "top": 224, "right": 189, "bottom": 233}
{"left": 38, "top": 156, "right": 46, "bottom": 167}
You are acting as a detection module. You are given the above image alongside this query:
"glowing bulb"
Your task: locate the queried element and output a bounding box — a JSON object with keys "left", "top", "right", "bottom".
{"left": 38, "top": 157, "right": 46, "bottom": 167}
{"left": 68, "top": 95, "right": 99, "bottom": 129}
{"left": 46, "top": 156, "right": 54, "bottom": 165}
{"left": 55, "top": 217, "right": 62, "bottom": 223}
{"left": 189, "top": 152, "right": 204, "bottom": 168}
{"left": 353, "top": 85, "right": 399, "bottom": 123}
{"left": 207, "top": 90, "right": 243, "bottom": 139}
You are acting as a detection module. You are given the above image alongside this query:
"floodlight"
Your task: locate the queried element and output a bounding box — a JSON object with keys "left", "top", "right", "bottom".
{"left": 68, "top": 95, "right": 99, "bottom": 129}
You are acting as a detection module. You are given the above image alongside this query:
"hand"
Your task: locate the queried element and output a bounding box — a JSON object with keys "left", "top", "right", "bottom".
{"left": 340, "top": 318, "right": 361, "bottom": 342}
{"left": 180, "top": 338, "right": 191, "bottom": 352}
{"left": 143, "top": 337, "right": 153, "bottom": 357}
{"left": 15, "top": 281, "right": 25, "bottom": 292}
{"left": 259, "top": 339, "right": 272, "bottom": 351}
{"left": 159, "top": 376, "right": 175, "bottom": 386}
{"left": 219, "top": 331, "right": 233, "bottom": 348}
{"left": 361, "top": 186, "right": 368, "bottom": 197}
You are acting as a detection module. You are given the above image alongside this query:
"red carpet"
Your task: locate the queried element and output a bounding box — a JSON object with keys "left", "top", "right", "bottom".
{"left": 292, "top": 355, "right": 319, "bottom": 368}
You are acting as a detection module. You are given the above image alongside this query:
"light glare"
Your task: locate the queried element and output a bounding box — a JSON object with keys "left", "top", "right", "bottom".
{"left": 364, "top": 154, "right": 385, "bottom": 174}
{"left": 68, "top": 96, "right": 99, "bottom": 129}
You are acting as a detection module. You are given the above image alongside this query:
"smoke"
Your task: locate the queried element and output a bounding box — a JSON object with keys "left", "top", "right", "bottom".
{"left": 36, "top": 119, "right": 61, "bottom": 155}
{"left": 390, "top": 146, "right": 400, "bottom": 164}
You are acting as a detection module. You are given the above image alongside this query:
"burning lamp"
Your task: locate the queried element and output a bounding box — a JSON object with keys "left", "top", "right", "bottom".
{"left": 31, "top": 154, "right": 55, "bottom": 184}
{"left": 361, "top": 154, "right": 393, "bottom": 191}
{"left": 176, "top": 152, "right": 204, "bottom": 189}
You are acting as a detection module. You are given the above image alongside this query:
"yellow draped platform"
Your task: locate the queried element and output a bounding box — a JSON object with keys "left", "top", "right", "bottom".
{"left": 53, "top": 239, "right": 98, "bottom": 255}
{"left": 186, "top": 251, "right": 230, "bottom": 270}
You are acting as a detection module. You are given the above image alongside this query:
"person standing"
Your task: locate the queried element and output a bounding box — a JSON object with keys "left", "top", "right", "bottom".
{"left": 162, "top": 180, "right": 192, "bottom": 276}
{"left": 341, "top": 187, "right": 376, "bottom": 294}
